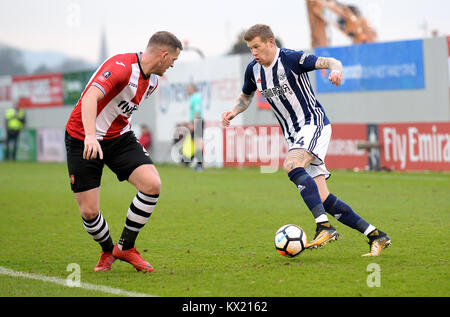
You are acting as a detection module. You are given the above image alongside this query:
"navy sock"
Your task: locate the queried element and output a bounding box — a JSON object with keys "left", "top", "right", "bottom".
{"left": 323, "top": 193, "right": 375, "bottom": 235}
{"left": 288, "top": 167, "right": 329, "bottom": 223}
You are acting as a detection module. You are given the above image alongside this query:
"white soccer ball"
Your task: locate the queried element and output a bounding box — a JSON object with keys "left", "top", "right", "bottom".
{"left": 274, "top": 224, "right": 307, "bottom": 257}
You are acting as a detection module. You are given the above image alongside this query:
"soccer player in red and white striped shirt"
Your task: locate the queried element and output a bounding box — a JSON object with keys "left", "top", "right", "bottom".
{"left": 65, "top": 31, "right": 182, "bottom": 272}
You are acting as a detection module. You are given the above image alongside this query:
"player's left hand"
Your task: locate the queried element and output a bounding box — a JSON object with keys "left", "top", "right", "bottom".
{"left": 328, "top": 70, "right": 342, "bottom": 86}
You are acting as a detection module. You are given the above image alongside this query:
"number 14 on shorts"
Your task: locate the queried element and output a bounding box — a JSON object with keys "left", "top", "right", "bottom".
{"left": 295, "top": 136, "right": 305, "bottom": 146}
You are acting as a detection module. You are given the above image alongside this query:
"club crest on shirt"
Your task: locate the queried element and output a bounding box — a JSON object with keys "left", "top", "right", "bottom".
{"left": 278, "top": 73, "right": 286, "bottom": 82}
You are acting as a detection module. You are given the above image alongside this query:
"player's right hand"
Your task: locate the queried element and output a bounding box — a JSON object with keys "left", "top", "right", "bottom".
{"left": 328, "top": 70, "right": 342, "bottom": 86}
{"left": 221, "top": 111, "right": 235, "bottom": 127}
{"left": 83, "top": 135, "right": 103, "bottom": 160}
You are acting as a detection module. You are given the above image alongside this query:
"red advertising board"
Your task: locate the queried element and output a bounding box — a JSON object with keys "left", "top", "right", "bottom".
{"left": 326, "top": 124, "right": 368, "bottom": 170}
{"left": 222, "top": 124, "right": 369, "bottom": 170}
{"left": 378, "top": 122, "right": 450, "bottom": 171}
{"left": 223, "top": 125, "right": 287, "bottom": 168}
{"left": 0, "top": 76, "right": 11, "bottom": 102}
{"left": 12, "top": 73, "right": 63, "bottom": 108}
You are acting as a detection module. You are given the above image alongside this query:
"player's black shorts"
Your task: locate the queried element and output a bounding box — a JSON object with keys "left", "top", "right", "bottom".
{"left": 65, "top": 130, "right": 153, "bottom": 193}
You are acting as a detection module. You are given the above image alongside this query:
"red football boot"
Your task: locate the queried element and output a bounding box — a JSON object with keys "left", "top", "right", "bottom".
{"left": 94, "top": 251, "right": 116, "bottom": 272}
{"left": 112, "top": 244, "right": 154, "bottom": 272}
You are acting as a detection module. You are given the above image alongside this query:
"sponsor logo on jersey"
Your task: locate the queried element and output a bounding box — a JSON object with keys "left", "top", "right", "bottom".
{"left": 260, "top": 84, "right": 293, "bottom": 100}
{"left": 117, "top": 100, "right": 138, "bottom": 118}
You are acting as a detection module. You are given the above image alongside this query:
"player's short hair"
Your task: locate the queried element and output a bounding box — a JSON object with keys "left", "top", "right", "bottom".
{"left": 244, "top": 24, "right": 275, "bottom": 42}
{"left": 148, "top": 31, "right": 183, "bottom": 51}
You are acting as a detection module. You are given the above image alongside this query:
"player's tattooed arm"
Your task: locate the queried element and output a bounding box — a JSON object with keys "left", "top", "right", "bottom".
{"left": 222, "top": 92, "right": 254, "bottom": 126}
{"left": 316, "top": 57, "right": 343, "bottom": 86}
{"left": 234, "top": 92, "right": 254, "bottom": 114}
{"left": 315, "top": 57, "right": 343, "bottom": 73}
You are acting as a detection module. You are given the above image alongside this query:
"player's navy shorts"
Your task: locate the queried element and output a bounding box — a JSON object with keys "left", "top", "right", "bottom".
{"left": 65, "top": 130, "right": 153, "bottom": 193}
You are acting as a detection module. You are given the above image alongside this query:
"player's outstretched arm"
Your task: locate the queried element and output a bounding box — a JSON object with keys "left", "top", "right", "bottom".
{"left": 81, "top": 86, "right": 104, "bottom": 160}
{"left": 221, "top": 92, "right": 254, "bottom": 127}
{"left": 315, "top": 57, "right": 343, "bottom": 86}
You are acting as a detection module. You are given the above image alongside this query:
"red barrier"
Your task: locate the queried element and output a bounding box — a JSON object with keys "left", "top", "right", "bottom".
{"left": 223, "top": 125, "right": 287, "bottom": 167}
{"left": 12, "top": 73, "right": 63, "bottom": 108}
{"left": 379, "top": 122, "right": 450, "bottom": 171}
{"left": 222, "top": 123, "right": 369, "bottom": 170}
{"left": 326, "top": 124, "right": 368, "bottom": 170}
{"left": 0, "top": 77, "right": 11, "bottom": 102}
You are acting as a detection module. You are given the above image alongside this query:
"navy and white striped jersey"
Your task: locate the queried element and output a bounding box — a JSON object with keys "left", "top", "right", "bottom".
{"left": 242, "top": 48, "right": 330, "bottom": 144}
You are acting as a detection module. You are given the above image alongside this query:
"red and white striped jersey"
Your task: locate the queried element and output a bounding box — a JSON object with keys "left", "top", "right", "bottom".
{"left": 66, "top": 52, "right": 158, "bottom": 140}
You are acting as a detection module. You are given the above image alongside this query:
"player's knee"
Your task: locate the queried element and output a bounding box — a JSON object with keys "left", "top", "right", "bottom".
{"left": 153, "top": 177, "right": 162, "bottom": 193}
{"left": 79, "top": 205, "right": 99, "bottom": 221}
{"left": 283, "top": 158, "right": 304, "bottom": 174}
{"left": 283, "top": 159, "right": 294, "bottom": 173}
{"left": 140, "top": 176, "right": 161, "bottom": 195}
{"left": 75, "top": 194, "right": 99, "bottom": 221}
{"left": 283, "top": 149, "right": 311, "bottom": 173}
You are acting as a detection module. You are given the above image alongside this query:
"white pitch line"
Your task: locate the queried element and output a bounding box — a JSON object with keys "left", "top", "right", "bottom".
{"left": 0, "top": 266, "right": 157, "bottom": 297}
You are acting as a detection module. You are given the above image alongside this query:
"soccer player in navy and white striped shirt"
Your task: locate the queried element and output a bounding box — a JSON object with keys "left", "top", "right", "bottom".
{"left": 222, "top": 24, "right": 390, "bottom": 256}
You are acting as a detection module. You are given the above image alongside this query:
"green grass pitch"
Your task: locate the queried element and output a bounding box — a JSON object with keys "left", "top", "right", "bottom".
{"left": 0, "top": 162, "right": 448, "bottom": 297}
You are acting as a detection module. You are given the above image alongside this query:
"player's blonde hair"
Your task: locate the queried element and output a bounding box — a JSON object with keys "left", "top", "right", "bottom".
{"left": 244, "top": 24, "right": 275, "bottom": 42}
